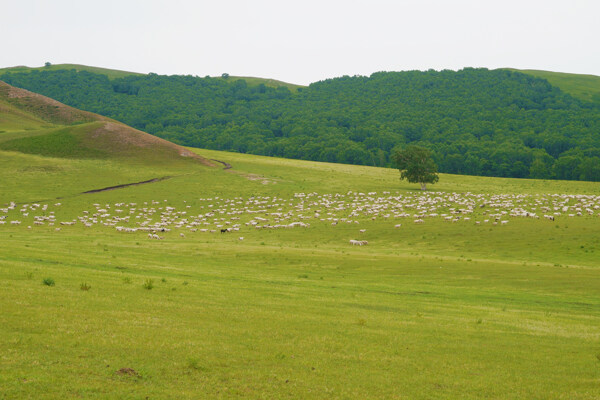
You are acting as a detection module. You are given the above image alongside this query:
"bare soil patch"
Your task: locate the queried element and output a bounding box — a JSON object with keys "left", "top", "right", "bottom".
{"left": 210, "top": 159, "right": 232, "bottom": 169}
{"left": 116, "top": 368, "right": 140, "bottom": 377}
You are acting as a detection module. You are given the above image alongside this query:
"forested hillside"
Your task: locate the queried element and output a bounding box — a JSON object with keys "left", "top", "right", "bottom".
{"left": 2, "top": 67, "right": 600, "bottom": 181}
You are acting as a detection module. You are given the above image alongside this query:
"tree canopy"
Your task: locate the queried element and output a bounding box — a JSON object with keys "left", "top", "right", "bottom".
{"left": 2, "top": 67, "right": 600, "bottom": 181}
{"left": 392, "top": 146, "right": 439, "bottom": 190}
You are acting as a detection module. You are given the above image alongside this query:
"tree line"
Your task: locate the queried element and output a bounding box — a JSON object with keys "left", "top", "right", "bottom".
{"left": 2, "top": 67, "right": 600, "bottom": 181}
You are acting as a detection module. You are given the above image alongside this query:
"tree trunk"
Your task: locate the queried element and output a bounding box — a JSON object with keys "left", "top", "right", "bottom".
{"left": 420, "top": 182, "right": 427, "bottom": 190}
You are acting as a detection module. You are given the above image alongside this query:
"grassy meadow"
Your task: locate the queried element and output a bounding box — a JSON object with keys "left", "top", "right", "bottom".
{"left": 1, "top": 144, "right": 600, "bottom": 399}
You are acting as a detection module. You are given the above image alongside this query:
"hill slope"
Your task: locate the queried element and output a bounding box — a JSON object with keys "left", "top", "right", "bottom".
{"left": 0, "top": 81, "right": 211, "bottom": 165}
{"left": 2, "top": 67, "right": 600, "bottom": 181}
{"left": 508, "top": 69, "right": 600, "bottom": 102}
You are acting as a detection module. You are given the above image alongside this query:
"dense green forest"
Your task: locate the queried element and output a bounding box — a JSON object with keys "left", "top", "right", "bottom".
{"left": 2, "top": 67, "right": 600, "bottom": 181}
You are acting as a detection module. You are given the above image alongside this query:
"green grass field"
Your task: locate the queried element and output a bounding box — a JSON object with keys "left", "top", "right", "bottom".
{"left": 1, "top": 142, "right": 600, "bottom": 399}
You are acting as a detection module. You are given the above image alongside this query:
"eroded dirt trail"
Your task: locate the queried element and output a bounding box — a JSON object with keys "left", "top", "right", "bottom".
{"left": 81, "top": 176, "right": 173, "bottom": 194}
{"left": 210, "top": 159, "right": 232, "bottom": 169}
{"left": 82, "top": 159, "right": 234, "bottom": 194}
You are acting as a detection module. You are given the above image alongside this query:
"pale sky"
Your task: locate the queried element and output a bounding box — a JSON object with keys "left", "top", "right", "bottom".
{"left": 2, "top": 0, "right": 599, "bottom": 85}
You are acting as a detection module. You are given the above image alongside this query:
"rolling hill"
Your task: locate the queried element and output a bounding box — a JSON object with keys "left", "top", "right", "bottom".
{"left": 0, "top": 80, "right": 211, "bottom": 165}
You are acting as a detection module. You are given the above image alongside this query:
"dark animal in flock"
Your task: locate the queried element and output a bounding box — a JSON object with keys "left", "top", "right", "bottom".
{"left": 221, "top": 228, "right": 229, "bottom": 233}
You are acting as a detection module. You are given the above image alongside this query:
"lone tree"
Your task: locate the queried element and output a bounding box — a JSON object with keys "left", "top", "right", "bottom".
{"left": 392, "top": 145, "right": 439, "bottom": 190}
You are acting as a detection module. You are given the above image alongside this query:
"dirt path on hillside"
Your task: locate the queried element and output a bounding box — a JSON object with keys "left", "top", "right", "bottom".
{"left": 81, "top": 176, "right": 173, "bottom": 194}
{"left": 209, "top": 158, "right": 279, "bottom": 184}
{"left": 210, "top": 159, "right": 232, "bottom": 169}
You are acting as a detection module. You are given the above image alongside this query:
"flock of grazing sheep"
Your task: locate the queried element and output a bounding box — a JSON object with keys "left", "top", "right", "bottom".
{"left": 1, "top": 191, "right": 599, "bottom": 244}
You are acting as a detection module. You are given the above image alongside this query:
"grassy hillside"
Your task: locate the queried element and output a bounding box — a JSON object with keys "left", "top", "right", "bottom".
{"left": 0, "top": 64, "right": 142, "bottom": 80}
{"left": 0, "top": 80, "right": 211, "bottom": 167}
{"left": 0, "top": 100, "right": 50, "bottom": 132}
{"left": 1, "top": 140, "right": 600, "bottom": 398}
{"left": 509, "top": 69, "right": 600, "bottom": 102}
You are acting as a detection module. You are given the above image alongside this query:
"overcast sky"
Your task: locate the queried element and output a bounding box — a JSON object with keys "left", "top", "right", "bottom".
{"left": 2, "top": 0, "right": 599, "bottom": 85}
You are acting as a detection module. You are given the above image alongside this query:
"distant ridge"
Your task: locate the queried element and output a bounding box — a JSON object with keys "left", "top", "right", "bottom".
{"left": 219, "top": 75, "right": 305, "bottom": 92}
{"left": 0, "top": 64, "right": 142, "bottom": 80}
{"left": 0, "top": 80, "right": 213, "bottom": 165}
{"left": 0, "top": 64, "right": 305, "bottom": 91}
{"left": 3, "top": 64, "right": 598, "bottom": 98}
